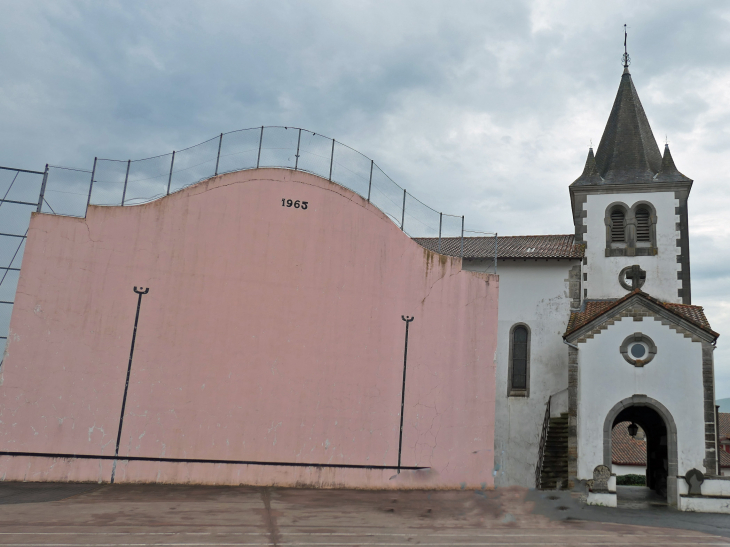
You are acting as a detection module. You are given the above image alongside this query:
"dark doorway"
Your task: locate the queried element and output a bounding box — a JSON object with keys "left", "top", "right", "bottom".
{"left": 611, "top": 421, "right": 646, "bottom": 485}
{"left": 612, "top": 406, "right": 668, "bottom": 499}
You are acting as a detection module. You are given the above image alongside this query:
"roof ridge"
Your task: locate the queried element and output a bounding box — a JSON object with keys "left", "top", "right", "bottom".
{"left": 415, "top": 234, "right": 575, "bottom": 239}
{"left": 565, "top": 290, "right": 718, "bottom": 339}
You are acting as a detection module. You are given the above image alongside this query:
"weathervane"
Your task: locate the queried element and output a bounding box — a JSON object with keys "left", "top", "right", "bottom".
{"left": 622, "top": 24, "right": 631, "bottom": 68}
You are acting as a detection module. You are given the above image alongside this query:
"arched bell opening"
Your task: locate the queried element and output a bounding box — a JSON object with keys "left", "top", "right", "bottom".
{"left": 603, "top": 397, "right": 678, "bottom": 507}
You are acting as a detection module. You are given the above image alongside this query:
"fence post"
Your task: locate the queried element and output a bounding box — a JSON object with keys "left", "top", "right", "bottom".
{"left": 214, "top": 133, "right": 223, "bottom": 176}
{"left": 121, "top": 159, "right": 131, "bottom": 206}
{"left": 167, "top": 151, "right": 175, "bottom": 195}
{"left": 460, "top": 216, "right": 464, "bottom": 259}
{"left": 438, "top": 213, "right": 442, "bottom": 254}
{"left": 87, "top": 157, "right": 97, "bottom": 214}
{"left": 328, "top": 139, "right": 335, "bottom": 181}
{"left": 367, "top": 160, "right": 373, "bottom": 202}
{"left": 295, "top": 129, "right": 301, "bottom": 170}
{"left": 401, "top": 189, "right": 406, "bottom": 231}
{"left": 36, "top": 164, "right": 49, "bottom": 213}
{"left": 494, "top": 232, "right": 498, "bottom": 274}
{"left": 256, "top": 126, "right": 263, "bottom": 169}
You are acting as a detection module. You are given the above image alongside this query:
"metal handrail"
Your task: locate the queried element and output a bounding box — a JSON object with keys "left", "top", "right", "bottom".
{"left": 535, "top": 395, "right": 551, "bottom": 489}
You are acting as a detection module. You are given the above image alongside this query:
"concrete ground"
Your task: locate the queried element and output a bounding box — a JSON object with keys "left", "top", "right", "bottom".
{"left": 0, "top": 483, "right": 729, "bottom": 546}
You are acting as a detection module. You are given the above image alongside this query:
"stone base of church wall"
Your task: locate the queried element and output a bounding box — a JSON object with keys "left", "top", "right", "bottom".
{"left": 586, "top": 492, "right": 617, "bottom": 507}
{"left": 678, "top": 494, "right": 730, "bottom": 514}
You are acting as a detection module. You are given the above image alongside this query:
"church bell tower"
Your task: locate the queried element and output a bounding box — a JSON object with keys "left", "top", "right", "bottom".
{"left": 569, "top": 53, "right": 693, "bottom": 304}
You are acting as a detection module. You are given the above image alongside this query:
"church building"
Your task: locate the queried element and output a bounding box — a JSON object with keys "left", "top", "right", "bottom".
{"left": 0, "top": 51, "right": 726, "bottom": 512}
{"left": 421, "top": 60, "right": 725, "bottom": 510}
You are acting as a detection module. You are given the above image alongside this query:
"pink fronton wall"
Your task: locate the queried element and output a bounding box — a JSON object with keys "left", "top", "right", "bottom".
{"left": 0, "top": 168, "right": 498, "bottom": 488}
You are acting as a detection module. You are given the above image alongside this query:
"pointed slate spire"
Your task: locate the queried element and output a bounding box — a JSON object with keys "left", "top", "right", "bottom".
{"left": 572, "top": 147, "right": 604, "bottom": 185}
{"left": 654, "top": 144, "right": 692, "bottom": 182}
{"left": 592, "top": 69, "right": 663, "bottom": 183}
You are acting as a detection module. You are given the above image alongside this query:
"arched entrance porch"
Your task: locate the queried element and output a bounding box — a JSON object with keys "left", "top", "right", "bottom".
{"left": 603, "top": 395, "right": 678, "bottom": 506}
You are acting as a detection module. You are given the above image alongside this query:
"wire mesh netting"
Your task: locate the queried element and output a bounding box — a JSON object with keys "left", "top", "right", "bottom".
{"left": 441, "top": 214, "right": 463, "bottom": 239}
{"left": 0, "top": 168, "right": 43, "bottom": 206}
{"left": 0, "top": 168, "right": 43, "bottom": 343}
{"left": 331, "top": 142, "right": 371, "bottom": 199}
{"left": 403, "top": 193, "right": 441, "bottom": 239}
{"left": 218, "top": 128, "right": 260, "bottom": 175}
{"left": 124, "top": 154, "right": 173, "bottom": 205}
{"left": 91, "top": 159, "right": 129, "bottom": 206}
{"left": 258, "top": 127, "right": 299, "bottom": 169}
{"left": 47, "top": 127, "right": 466, "bottom": 239}
{"left": 43, "top": 166, "right": 92, "bottom": 217}
{"left": 297, "top": 131, "right": 334, "bottom": 179}
{"left": 369, "top": 164, "right": 404, "bottom": 227}
{"left": 9, "top": 128, "right": 471, "bottom": 242}
{"left": 0, "top": 129, "right": 482, "bottom": 351}
{"left": 169, "top": 137, "right": 219, "bottom": 194}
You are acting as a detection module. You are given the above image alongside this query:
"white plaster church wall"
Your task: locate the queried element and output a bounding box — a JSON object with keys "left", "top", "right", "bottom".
{"left": 576, "top": 317, "right": 705, "bottom": 480}
{"left": 582, "top": 192, "right": 682, "bottom": 303}
{"left": 465, "top": 259, "right": 577, "bottom": 487}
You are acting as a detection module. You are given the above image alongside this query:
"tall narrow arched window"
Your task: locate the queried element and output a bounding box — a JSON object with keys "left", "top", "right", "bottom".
{"left": 610, "top": 209, "right": 626, "bottom": 243}
{"left": 509, "top": 324, "right": 530, "bottom": 396}
{"left": 636, "top": 207, "right": 651, "bottom": 242}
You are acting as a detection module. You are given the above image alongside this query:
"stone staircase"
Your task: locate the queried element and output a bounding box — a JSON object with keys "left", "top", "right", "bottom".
{"left": 538, "top": 412, "right": 568, "bottom": 490}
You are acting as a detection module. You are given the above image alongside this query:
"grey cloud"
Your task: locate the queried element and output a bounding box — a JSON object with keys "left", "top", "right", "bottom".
{"left": 2, "top": 0, "right": 730, "bottom": 393}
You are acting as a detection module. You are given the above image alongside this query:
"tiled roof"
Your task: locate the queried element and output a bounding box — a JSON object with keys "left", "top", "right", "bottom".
{"left": 612, "top": 421, "right": 647, "bottom": 466}
{"left": 565, "top": 289, "right": 717, "bottom": 338}
{"left": 721, "top": 448, "right": 730, "bottom": 469}
{"left": 412, "top": 234, "right": 584, "bottom": 259}
{"left": 720, "top": 413, "right": 730, "bottom": 440}
{"left": 572, "top": 69, "right": 690, "bottom": 186}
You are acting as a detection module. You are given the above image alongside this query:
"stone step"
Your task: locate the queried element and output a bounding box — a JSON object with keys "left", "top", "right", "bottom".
{"left": 538, "top": 412, "right": 569, "bottom": 490}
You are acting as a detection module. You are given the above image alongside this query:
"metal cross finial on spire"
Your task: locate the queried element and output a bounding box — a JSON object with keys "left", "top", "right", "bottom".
{"left": 622, "top": 24, "right": 631, "bottom": 68}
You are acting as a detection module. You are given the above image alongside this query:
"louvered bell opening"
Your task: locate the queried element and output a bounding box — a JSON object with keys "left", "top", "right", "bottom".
{"left": 611, "top": 210, "right": 626, "bottom": 242}
{"left": 512, "top": 327, "right": 528, "bottom": 389}
{"left": 636, "top": 208, "right": 651, "bottom": 242}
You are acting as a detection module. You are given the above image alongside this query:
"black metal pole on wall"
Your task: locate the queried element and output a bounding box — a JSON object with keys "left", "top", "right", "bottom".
{"left": 86, "top": 157, "right": 97, "bottom": 215}
{"left": 167, "top": 151, "right": 175, "bottom": 195}
{"left": 121, "top": 160, "right": 131, "bottom": 206}
{"left": 214, "top": 133, "right": 223, "bottom": 176}
{"left": 397, "top": 315, "right": 414, "bottom": 473}
{"left": 401, "top": 190, "right": 406, "bottom": 231}
{"left": 111, "top": 286, "right": 149, "bottom": 484}
{"left": 329, "top": 139, "right": 335, "bottom": 181}
{"left": 367, "top": 160, "right": 373, "bottom": 202}
{"left": 257, "top": 126, "right": 264, "bottom": 169}
{"left": 295, "top": 129, "right": 301, "bottom": 170}
{"left": 494, "top": 232, "right": 498, "bottom": 274}
{"left": 460, "top": 216, "right": 465, "bottom": 259}
{"left": 438, "top": 213, "right": 442, "bottom": 254}
{"left": 36, "top": 164, "right": 49, "bottom": 213}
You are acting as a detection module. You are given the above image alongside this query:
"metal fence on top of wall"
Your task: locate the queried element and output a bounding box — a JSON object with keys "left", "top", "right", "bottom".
{"left": 0, "top": 127, "right": 472, "bottom": 345}
{"left": 40, "top": 127, "right": 466, "bottom": 242}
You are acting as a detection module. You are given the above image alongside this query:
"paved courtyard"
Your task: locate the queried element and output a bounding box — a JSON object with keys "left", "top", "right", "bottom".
{"left": 0, "top": 482, "right": 728, "bottom": 546}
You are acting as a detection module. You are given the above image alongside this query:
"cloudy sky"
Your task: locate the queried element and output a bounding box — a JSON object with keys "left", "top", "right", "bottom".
{"left": 3, "top": 1, "right": 730, "bottom": 396}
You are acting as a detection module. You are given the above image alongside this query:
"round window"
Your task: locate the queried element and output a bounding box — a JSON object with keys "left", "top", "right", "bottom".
{"left": 621, "top": 334, "right": 656, "bottom": 367}
{"left": 630, "top": 343, "right": 647, "bottom": 359}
